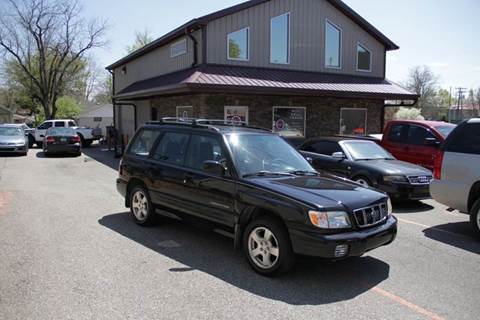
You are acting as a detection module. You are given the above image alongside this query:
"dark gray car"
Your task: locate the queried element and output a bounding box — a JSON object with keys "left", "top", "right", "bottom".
{"left": 299, "top": 137, "right": 433, "bottom": 201}
{"left": 0, "top": 124, "right": 28, "bottom": 156}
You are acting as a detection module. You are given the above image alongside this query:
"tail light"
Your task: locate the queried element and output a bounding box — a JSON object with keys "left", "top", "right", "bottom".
{"left": 72, "top": 135, "right": 81, "bottom": 143}
{"left": 46, "top": 136, "right": 55, "bottom": 143}
{"left": 433, "top": 150, "right": 444, "bottom": 180}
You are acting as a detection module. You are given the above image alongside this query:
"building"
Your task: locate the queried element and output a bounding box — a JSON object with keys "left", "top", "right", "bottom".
{"left": 106, "top": 0, "right": 417, "bottom": 142}
{"left": 0, "top": 105, "right": 14, "bottom": 123}
{"left": 76, "top": 104, "right": 113, "bottom": 137}
{"left": 448, "top": 104, "right": 480, "bottom": 123}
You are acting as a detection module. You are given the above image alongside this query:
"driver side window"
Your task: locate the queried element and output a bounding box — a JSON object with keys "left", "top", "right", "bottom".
{"left": 185, "top": 135, "right": 227, "bottom": 175}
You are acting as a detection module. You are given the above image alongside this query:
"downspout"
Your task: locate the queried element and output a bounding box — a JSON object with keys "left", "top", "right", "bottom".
{"left": 185, "top": 27, "right": 198, "bottom": 67}
{"left": 107, "top": 69, "right": 115, "bottom": 130}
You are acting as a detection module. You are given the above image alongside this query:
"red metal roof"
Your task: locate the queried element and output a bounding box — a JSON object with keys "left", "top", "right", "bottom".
{"left": 115, "top": 65, "right": 418, "bottom": 101}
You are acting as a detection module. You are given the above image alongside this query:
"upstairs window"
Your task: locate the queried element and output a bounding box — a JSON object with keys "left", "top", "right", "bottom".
{"left": 170, "top": 39, "right": 187, "bottom": 58}
{"left": 325, "top": 20, "right": 341, "bottom": 69}
{"left": 357, "top": 43, "right": 372, "bottom": 72}
{"left": 270, "top": 13, "right": 290, "bottom": 64}
{"left": 227, "top": 27, "right": 249, "bottom": 61}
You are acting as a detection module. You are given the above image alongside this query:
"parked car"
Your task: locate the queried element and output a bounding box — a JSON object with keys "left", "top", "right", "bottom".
{"left": 298, "top": 137, "right": 432, "bottom": 201}
{"left": 29, "top": 119, "right": 102, "bottom": 148}
{"left": 42, "top": 127, "right": 81, "bottom": 156}
{"left": 380, "top": 120, "right": 456, "bottom": 171}
{"left": 430, "top": 118, "right": 480, "bottom": 236}
{"left": 116, "top": 119, "right": 397, "bottom": 276}
{"left": 0, "top": 124, "right": 29, "bottom": 156}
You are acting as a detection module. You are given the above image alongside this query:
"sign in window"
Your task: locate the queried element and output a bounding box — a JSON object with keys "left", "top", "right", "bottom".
{"left": 225, "top": 106, "right": 248, "bottom": 124}
{"left": 272, "top": 107, "right": 306, "bottom": 137}
{"left": 176, "top": 106, "right": 193, "bottom": 119}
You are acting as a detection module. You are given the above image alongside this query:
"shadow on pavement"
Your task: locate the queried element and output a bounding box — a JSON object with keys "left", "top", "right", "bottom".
{"left": 423, "top": 221, "right": 480, "bottom": 254}
{"left": 99, "top": 211, "right": 391, "bottom": 305}
{"left": 81, "top": 144, "right": 119, "bottom": 170}
{"left": 36, "top": 151, "right": 79, "bottom": 158}
{"left": 392, "top": 201, "right": 434, "bottom": 214}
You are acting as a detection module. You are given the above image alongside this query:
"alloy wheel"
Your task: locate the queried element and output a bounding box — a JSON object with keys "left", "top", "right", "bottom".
{"left": 477, "top": 208, "right": 480, "bottom": 231}
{"left": 131, "top": 190, "right": 149, "bottom": 221}
{"left": 248, "top": 227, "right": 280, "bottom": 269}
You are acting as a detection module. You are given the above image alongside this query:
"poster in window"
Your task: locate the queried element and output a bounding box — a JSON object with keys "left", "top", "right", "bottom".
{"left": 224, "top": 106, "right": 249, "bottom": 124}
{"left": 339, "top": 108, "right": 367, "bottom": 135}
{"left": 272, "top": 107, "right": 306, "bottom": 137}
{"left": 176, "top": 106, "right": 193, "bottom": 119}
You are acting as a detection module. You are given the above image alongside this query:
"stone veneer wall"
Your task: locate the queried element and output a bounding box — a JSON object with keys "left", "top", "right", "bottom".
{"left": 146, "top": 93, "right": 383, "bottom": 138}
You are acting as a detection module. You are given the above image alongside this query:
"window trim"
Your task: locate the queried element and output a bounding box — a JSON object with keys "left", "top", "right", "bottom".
{"left": 324, "top": 19, "right": 342, "bottom": 70}
{"left": 272, "top": 106, "right": 307, "bottom": 137}
{"left": 170, "top": 38, "right": 187, "bottom": 58}
{"left": 339, "top": 107, "right": 368, "bottom": 135}
{"left": 269, "top": 12, "right": 290, "bottom": 65}
{"left": 356, "top": 42, "right": 372, "bottom": 72}
{"left": 227, "top": 27, "right": 250, "bottom": 61}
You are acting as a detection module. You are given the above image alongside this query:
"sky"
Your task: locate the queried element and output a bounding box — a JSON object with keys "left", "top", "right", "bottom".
{"left": 83, "top": 0, "right": 480, "bottom": 90}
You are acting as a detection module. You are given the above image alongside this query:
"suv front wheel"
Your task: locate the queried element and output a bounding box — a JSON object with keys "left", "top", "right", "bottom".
{"left": 243, "top": 217, "right": 295, "bottom": 276}
{"left": 130, "top": 186, "right": 156, "bottom": 226}
{"left": 469, "top": 198, "right": 480, "bottom": 237}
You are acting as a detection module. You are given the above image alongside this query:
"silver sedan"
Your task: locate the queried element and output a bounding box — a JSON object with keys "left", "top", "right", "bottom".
{"left": 0, "top": 124, "right": 29, "bottom": 156}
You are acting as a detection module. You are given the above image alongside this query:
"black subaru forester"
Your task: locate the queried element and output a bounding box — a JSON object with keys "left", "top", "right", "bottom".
{"left": 116, "top": 119, "right": 397, "bottom": 276}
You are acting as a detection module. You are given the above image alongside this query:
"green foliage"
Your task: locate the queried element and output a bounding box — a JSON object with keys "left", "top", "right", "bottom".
{"left": 228, "top": 39, "right": 241, "bottom": 59}
{"left": 55, "top": 96, "right": 83, "bottom": 119}
{"left": 126, "top": 29, "right": 154, "bottom": 53}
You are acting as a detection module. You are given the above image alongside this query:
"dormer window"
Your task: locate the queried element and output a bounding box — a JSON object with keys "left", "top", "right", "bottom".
{"left": 170, "top": 38, "right": 187, "bottom": 58}
{"left": 325, "top": 20, "right": 341, "bottom": 69}
{"left": 356, "top": 43, "right": 372, "bottom": 72}
{"left": 227, "top": 27, "right": 249, "bottom": 61}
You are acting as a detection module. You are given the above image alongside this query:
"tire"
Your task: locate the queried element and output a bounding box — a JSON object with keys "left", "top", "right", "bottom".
{"left": 82, "top": 140, "right": 93, "bottom": 148}
{"left": 129, "top": 185, "right": 157, "bottom": 226}
{"left": 353, "top": 176, "right": 372, "bottom": 187}
{"left": 36, "top": 141, "right": 43, "bottom": 148}
{"left": 243, "top": 217, "right": 295, "bottom": 276}
{"left": 469, "top": 198, "right": 480, "bottom": 237}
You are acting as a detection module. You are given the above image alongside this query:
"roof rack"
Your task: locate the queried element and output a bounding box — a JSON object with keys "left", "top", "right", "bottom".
{"left": 146, "top": 117, "right": 271, "bottom": 132}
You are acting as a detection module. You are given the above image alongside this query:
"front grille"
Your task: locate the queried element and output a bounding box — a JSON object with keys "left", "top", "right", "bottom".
{"left": 407, "top": 175, "right": 433, "bottom": 185}
{"left": 353, "top": 203, "right": 389, "bottom": 228}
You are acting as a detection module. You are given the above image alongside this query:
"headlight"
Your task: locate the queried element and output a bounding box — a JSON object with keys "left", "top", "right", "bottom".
{"left": 308, "top": 210, "right": 351, "bottom": 229}
{"left": 383, "top": 175, "right": 408, "bottom": 183}
{"left": 387, "top": 198, "right": 393, "bottom": 216}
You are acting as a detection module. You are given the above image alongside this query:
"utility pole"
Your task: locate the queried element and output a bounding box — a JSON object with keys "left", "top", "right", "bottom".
{"left": 455, "top": 87, "right": 467, "bottom": 121}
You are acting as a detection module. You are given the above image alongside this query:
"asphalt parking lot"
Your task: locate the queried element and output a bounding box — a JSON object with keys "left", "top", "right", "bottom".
{"left": 0, "top": 146, "right": 479, "bottom": 320}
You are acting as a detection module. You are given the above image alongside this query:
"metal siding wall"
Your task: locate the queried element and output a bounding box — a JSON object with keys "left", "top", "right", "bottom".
{"left": 206, "top": 0, "right": 385, "bottom": 78}
{"left": 114, "top": 29, "right": 203, "bottom": 93}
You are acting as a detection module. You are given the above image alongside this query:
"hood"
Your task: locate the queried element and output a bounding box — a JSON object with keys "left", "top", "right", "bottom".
{"left": 356, "top": 159, "right": 432, "bottom": 176}
{"left": 0, "top": 135, "right": 25, "bottom": 144}
{"left": 247, "top": 176, "right": 387, "bottom": 212}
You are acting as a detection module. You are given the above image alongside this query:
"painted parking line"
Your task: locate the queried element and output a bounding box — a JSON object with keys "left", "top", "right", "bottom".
{"left": 0, "top": 191, "right": 12, "bottom": 215}
{"left": 369, "top": 285, "right": 445, "bottom": 320}
{"left": 398, "top": 217, "right": 475, "bottom": 241}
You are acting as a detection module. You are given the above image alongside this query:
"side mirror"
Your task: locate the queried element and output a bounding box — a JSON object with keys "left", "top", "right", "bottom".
{"left": 332, "top": 152, "right": 346, "bottom": 160}
{"left": 424, "top": 137, "right": 440, "bottom": 147}
{"left": 202, "top": 160, "right": 226, "bottom": 176}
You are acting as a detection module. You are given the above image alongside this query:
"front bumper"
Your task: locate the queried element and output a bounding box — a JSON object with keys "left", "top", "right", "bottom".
{"left": 290, "top": 216, "right": 397, "bottom": 258}
{"left": 0, "top": 145, "right": 28, "bottom": 154}
{"left": 378, "top": 182, "right": 431, "bottom": 201}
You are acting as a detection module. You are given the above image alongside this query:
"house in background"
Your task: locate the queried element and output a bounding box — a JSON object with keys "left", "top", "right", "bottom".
{"left": 76, "top": 104, "right": 113, "bottom": 136}
{"left": 448, "top": 104, "right": 480, "bottom": 123}
{"left": 0, "top": 105, "right": 14, "bottom": 123}
{"left": 106, "top": 0, "right": 418, "bottom": 142}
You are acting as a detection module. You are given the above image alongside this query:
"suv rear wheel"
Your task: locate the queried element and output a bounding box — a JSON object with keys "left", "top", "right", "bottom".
{"left": 469, "top": 198, "right": 480, "bottom": 237}
{"left": 243, "top": 217, "right": 295, "bottom": 276}
{"left": 130, "top": 186, "right": 156, "bottom": 226}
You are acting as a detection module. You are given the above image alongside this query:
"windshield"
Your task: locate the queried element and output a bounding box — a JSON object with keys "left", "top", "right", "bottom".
{"left": 342, "top": 141, "right": 395, "bottom": 161}
{"left": 227, "top": 133, "right": 314, "bottom": 177}
{"left": 435, "top": 125, "right": 456, "bottom": 137}
{"left": 47, "top": 128, "right": 76, "bottom": 136}
{"left": 0, "top": 127, "right": 23, "bottom": 136}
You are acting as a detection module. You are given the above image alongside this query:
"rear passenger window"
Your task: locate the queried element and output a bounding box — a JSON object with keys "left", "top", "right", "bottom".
{"left": 445, "top": 123, "right": 480, "bottom": 155}
{"left": 128, "top": 129, "right": 161, "bottom": 157}
{"left": 407, "top": 126, "right": 435, "bottom": 146}
{"left": 185, "top": 135, "right": 226, "bottom": 172}
{"left": 55, "top": 121, "right": 65, "bottom": 127}
{"left": 388, "top": 124, "right": 407, "bottom": 143}
{"left": 152, "top": 132, "right": 189, "bottom": 165}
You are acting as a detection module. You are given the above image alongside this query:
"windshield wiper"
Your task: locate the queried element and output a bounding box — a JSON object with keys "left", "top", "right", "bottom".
{"left": 288, "top": 170, "right": 319, "bottom": 176}
{"left": 243, "top": 171, "right": 295, "bottom": 178}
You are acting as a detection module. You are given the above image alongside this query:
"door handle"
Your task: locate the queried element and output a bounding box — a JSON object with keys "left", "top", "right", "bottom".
{"left": 183, "top": 174, "right": 194, "bottom": 184}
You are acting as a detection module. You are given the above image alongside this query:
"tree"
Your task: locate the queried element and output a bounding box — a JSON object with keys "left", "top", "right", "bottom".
{"left": 0, "top": 0, "right": 107, "bottom": 119}
{"left": 393, "top": 107, "right": 425, "bottom": 120}
{"left": 476, "top": 88, "right": 480, "bottom": 108}
{"left": 126, "top": 29, "right": 153, "bottom": 53}
{"left": 55, "top": 96, "right": 82, "bottom": 119}
{"left": 93, "top": 75, "right": 112, "bottom": 104}
{"left": 405, "top": 66, "right": 439, "bottom": 108}
{"left": 467, "top": 88, "right": 476, "bottom": 106}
